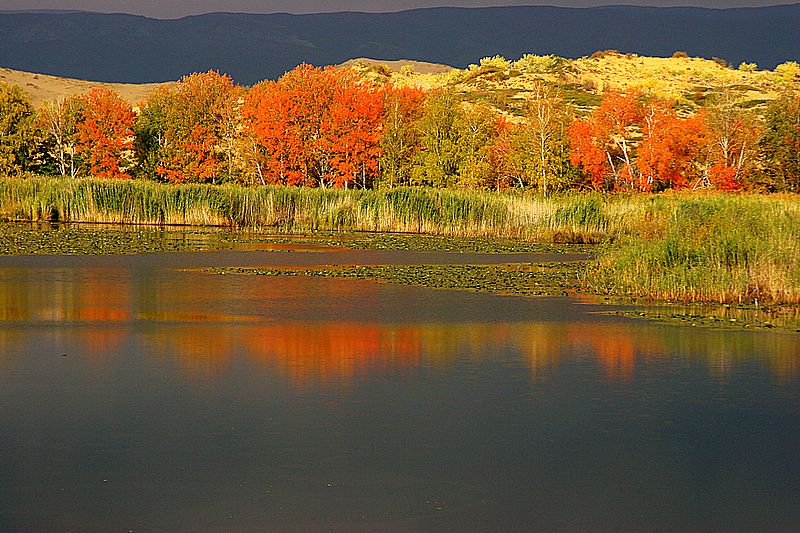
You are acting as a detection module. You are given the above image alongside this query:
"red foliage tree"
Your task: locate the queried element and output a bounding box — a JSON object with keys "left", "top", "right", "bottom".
{"left": 242, "top": 64, "right": 385, "bottom": 188}
{"left": 568, "top": 119, "right": 610, "bottom": 190}
{"left": 75, "top": 88, "right": 136, "bottom": 179}
{"left": 157, "top": 125, "right": 220, "bottom": 184}
{"left": 708, "top": 164, "right": 741, "bottom": 191}
{"left": 488, "top": 115, "right": 516, "bottom": 191}
{"left": 637, "top": 103, "right": 708, "bottom": 191}
{"left": 382, "top": 86, "right": 425, "bottom": 123}
{"left": 569, "top": 90, "right": 643, "bottom": 190}
{"left": 241, "top": 80, "right": 305, "bottom": 185}
{"left": 320, "top": 77, "right": 385, "bottom": 188}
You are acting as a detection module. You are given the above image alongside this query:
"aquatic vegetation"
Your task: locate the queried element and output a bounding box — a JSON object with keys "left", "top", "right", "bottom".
{"left": 0, "top": 223, "right": 238, "bottom": 255}
{"left": 589, "top": 193, "right": 800, "bottom": 305}
{"left": 211, "top": 262, "right": 588, "bottom": 298}
{"left": 2, "top": 177, "right": 800, "bottom": 307}
{"left": 0, "top": 222, "right": 592, "bottom": 256}
{"left": 0, "top": 176, "right": 624, "bottom": 239}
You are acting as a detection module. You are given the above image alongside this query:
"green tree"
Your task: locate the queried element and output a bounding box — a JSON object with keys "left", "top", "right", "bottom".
{"left": 37, "top": 96, "right": 83, "bottom": 177}
{"left": 760, "top": 91, "right": 800, "bottom": 191}
{"left": 455, "top": 104, "right": 498, "bottom": 188}
{"left": 0, "top": 82, "right": 37, "bottom": 175}
{"left": 377, "top": 86, "right": 425, "bottom": 188}
{"left": 411, "top": 90, "right": 463, "bottom": 188}
{"left": 133, "top": 85, "right": 172, "bottom": 180}
{"left": 511, "top": 83, "right": 576, "bottom": 194}
{"left": 701, "top": 88, "right": 761, "bottom": 190}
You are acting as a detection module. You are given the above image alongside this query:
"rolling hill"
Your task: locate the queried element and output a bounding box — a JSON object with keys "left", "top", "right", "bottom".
{"left": 0, "top": 67, "right": 167, "bottom": 107}
{"left": 0, "top": 5, "right": 798, "bottom": 84}
{"left": 6, "top": 51, "right": 796, "bottom": 122}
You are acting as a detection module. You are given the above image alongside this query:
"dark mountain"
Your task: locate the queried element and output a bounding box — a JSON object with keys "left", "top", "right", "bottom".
{"left": 1, "top": 5, "right": 798, "bottom": 84}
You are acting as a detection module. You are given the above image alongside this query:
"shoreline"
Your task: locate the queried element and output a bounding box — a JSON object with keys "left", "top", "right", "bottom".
{"left": 2, "top": 220, "right": 798, "bottom": 332}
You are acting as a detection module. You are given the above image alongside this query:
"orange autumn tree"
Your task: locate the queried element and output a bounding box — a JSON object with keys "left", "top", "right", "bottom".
{"left": 488, "top": 115, "right": 516, "bottom": 191}
{"left": 242, "top": 64, "right": 385, "bottom": 188}
{"left": 75, "top": 88, "right": 136, "bottom": 179}
{"left": 567, "top": 119, "right": 609, "bottom": 190}
{"left": 320, "top": 73, "right": 385, "bottom": 188}
{"left": 571, "top": 91, "right": 717, "bottom": 192}
{"left": 241, "top": 79, "right": 305, "bottom": 185}
{"left": 637, "top": 102, "right": 708, "bottom": 191}
{"left": 136, "top": 71, "right": 241, "bottom": 184}
{"left": 569, "top": 90, "right": 643, "bottom": 190}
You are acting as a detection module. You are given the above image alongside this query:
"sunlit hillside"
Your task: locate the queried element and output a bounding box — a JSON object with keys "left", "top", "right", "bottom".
{"left": 341, "top": 58, "right": 454, "bottom": 76}
{"left": 6, "top": 52, "right": 798, "bottom": 116}
{"left": 375, "top": 52, "right": 800, "bottom": 117}
{"left": 0, "top": 67, "right": 169, "bottom": 108}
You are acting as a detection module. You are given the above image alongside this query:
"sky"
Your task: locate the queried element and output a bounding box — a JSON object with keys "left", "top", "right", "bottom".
{"left": 2, "top": 0, "right": 798, "bottom": 18}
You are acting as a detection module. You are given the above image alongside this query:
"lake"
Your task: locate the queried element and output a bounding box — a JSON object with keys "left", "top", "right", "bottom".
{"left": 1, "top": 243, "right": 799, "bottom": 532}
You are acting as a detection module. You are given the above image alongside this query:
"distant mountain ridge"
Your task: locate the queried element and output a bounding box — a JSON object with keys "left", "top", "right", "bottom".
{"left": 1, "top": 5, "right": 798, "bottom": 84}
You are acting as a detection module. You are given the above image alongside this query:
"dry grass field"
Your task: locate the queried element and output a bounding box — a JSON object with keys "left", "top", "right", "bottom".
{"left": 0, "top": 67, "right": 170, "bottom": 108}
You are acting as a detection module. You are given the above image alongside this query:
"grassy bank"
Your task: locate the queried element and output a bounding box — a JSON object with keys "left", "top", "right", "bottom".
{"left": 588, "top": 194, "right": 800, "bottom": 305}
{"left": 0, "top": 176, "right": 615, "bottom": 239}
{"left": 2, "top": 176, "right": 799, "bottom": 306}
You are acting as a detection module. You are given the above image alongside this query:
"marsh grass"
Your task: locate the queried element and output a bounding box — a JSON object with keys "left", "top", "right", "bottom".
{"left": 2, "top": 176, "right": 799, "bottom": 305}
{"left": 0, "top": 176, "right": 621, "bottom": 239}
{"left": 589, "top": 193, "right": 800, "bottom": 305}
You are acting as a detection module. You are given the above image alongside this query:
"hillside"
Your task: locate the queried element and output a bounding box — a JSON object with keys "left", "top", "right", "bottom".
{"left": 1, "top": 5, "right": 798, "bottom": 84}
{"left": 341, "top": 58, "right": 454, "bottom": 75}
{"left": 6, "top": 52, "right": 798, "bottom": 117}
{"left": 354, "top": 52, "right": 799, "bottom": 119}
{"left": 0, "top": 67, "right": 167, "bottom": 107}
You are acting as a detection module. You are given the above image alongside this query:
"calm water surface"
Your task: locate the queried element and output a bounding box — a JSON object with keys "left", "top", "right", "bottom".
{"left": 0, "top": 247, "right": 799, "bottom": 532}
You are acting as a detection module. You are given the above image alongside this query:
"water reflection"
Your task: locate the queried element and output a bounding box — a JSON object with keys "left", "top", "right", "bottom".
{"left": 1, "top": 261, "right": 798, "bottom": 383}
{"left": 1, "top": 254, "right": 799, "bottom": 531}
{"left": 0, "top": 268, "right": 132, "bottom": 322}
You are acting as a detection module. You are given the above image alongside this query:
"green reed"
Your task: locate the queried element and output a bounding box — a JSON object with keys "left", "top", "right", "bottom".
{"left": 0, "top": 176, "right": 622, "bottom": 238}
{"left": 2, "top": 176, "right": 799, "bottom": 305}
{"left": 588, "top": 193, "right": 800, "bottom": 305}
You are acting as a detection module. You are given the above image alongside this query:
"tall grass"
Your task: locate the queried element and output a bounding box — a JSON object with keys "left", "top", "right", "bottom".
{"left": 588, "top": 193, "right": 800, "bottom": 305}
{"left": 0, "top": 176, "right": 624, "bottom": 238}
{"left": 2, "top": 176, "right": 799, "bottom": 305}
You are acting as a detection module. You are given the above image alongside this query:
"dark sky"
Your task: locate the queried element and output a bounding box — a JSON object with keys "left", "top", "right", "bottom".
{"left": 3, "top": 0, "right": 798, "bottom": 18}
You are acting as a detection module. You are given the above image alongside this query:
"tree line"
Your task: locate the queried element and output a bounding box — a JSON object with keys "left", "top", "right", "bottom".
{"left": 1, "top": 64, "right": 799, "bottom": 192}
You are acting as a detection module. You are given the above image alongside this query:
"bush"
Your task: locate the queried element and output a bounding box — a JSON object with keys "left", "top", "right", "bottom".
{"left": 774, "top": 61, "right": 799, "bottom": 85}
{"left": 514, "top": 54, "right": 567, "bottom": 74}
{"left": 711, "top": 57, "right": 731, "bottom": 69}
{"left": 478, "top": 56, "right": 511, "bottom": 72}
